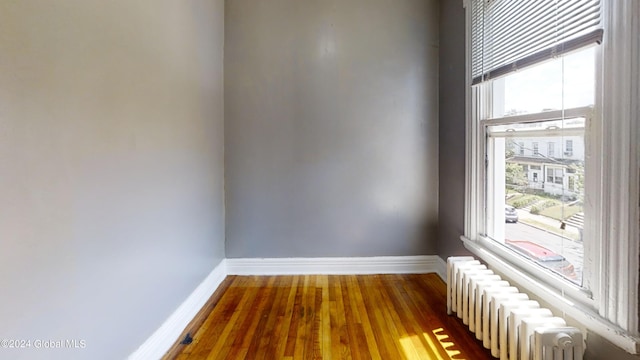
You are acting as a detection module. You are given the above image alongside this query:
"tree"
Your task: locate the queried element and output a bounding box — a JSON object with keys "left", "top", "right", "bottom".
{"left": 505, "top": 162, "right": 528, "bottom": 187}
{"left": 568, "top": 162, "right": 585, "bottom": 202}
{"left": 505, "top": 140, "right": 528, "bottom": 188}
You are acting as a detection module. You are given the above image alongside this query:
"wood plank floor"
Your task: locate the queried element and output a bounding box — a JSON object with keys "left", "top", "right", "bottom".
{"left": 164, "top": 274, "right": 492, "bottom": 360}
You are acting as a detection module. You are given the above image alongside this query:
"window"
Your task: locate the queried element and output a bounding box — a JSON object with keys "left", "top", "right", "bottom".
{"left": 463, "top": 0, "right": 640, "bottom": 351}
{"left": 485, "top": 54, "right": 590, "bottom": 285}
{"left": 565, "top": 140, "right": 574, "bottom": 156}
{"left": 568, "top": 176, "right": 575, "bottom": 191}
{"left": 546, "top": 168, "right": 564, "bottom": 185}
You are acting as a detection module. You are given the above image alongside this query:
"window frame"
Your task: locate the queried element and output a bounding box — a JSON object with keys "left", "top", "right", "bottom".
{"left": 480, "top": 105, "right": 595, "bottom": 303}
{"left": 462, "top": 0, "right": 640, "bottom": 353}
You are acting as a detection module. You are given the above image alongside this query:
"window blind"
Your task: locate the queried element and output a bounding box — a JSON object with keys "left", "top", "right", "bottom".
{"left": 471, "top": 0, "right": 602, "bottom": 85}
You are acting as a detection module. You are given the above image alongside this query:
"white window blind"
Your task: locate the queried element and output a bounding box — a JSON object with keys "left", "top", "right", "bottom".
{"left": 471, "top": 0, "right": 603, "bottom": 84}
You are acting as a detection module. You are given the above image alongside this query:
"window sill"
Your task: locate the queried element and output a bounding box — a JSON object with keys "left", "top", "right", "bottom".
{"left": 461, "top": 235, "right": 640, "bottom": 354}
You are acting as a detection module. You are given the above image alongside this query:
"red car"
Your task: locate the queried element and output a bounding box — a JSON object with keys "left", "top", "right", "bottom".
{"left": 505, "top": 240, "right": 576, "bottom": 279}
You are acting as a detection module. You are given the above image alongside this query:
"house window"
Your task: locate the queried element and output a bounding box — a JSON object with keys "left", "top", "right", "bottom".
{"left": 546, "top": 168, "right": 564, "bottom": 185}
{"left": 463, "top": 0, "right": 640, "bottom": 348}
{"left": 568, "top": 176, "right": 575, "bottom": 191}
{"left": 565, "top": 140, "right": 574, "bottom": 156}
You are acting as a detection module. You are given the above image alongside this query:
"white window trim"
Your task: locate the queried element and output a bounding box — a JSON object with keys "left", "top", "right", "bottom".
{"left": 462, "top": 0, "right": 640, "bottom": 354}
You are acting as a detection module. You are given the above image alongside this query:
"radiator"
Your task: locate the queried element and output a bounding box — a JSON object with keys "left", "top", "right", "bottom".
{"left": 446, "top": 256, "right": 585, "bottom": 360}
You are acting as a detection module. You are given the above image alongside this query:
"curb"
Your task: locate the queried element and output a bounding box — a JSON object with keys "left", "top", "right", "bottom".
{"left": 517, "top": 219, "right": 581, "bottom": 243}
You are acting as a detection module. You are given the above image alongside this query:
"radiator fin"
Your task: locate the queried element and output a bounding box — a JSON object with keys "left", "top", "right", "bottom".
{"left": 446, "top": 256, "right": 585, "bottom": 360}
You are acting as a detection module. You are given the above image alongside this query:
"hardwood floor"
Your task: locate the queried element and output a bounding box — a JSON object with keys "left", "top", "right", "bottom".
{"left": 164, "top": 274, "right": 493, "bottom": 360}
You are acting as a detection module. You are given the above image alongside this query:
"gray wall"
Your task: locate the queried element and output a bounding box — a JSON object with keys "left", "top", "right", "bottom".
{"left": 437, "top": 0, "right": 472, "bottom": 259}
{"left": 225, "top": 0, "right": 440, "bottom": 258}
{"left": 436, "top": 0, "right": 638, "bottom": 358}
{"left": 0, "top": 1, "right": 225, "bottom": 359}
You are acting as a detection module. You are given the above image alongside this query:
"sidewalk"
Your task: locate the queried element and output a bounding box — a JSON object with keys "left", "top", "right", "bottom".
{"left": 516, "top": 209, "right": 582, "bottom": 242}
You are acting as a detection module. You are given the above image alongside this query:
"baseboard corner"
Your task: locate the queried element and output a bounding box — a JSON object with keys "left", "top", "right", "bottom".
{"left": 128, "top": 260, "right": 227, "bottom": 360}
{"left": 434, "top": 255, "right": 447, "bottom": 283}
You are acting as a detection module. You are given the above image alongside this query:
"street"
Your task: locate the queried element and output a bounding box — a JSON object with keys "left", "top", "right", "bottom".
{"left": 504, "top": 221, "right": 584, "bottom": 283}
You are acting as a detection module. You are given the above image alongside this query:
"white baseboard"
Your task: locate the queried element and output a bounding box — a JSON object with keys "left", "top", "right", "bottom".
{"left": 128, "top": 260, "right": 227, "bottom": 360}
{"left": 434, "top": 256, "right": 447, "bottom": 282}
{"left": 225, "top": 255, "right": 444, "bottom": 275}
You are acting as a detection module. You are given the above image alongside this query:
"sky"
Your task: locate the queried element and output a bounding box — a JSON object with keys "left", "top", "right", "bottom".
{"left": 496, "top": 46, "right": 596, "bottom": 115}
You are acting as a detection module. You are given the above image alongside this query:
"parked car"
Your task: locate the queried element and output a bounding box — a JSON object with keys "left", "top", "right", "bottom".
{"left": 505, "top": 240, "right": 576, "bottom": 279}
{"left": 505, "top": 205, "right": 518, "bottom": 223}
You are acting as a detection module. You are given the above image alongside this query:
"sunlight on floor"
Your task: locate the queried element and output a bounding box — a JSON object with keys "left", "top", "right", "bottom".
{"left": 399, "top": 328, "right": 465, "bottom": 360}
{"left": 432, "top": 328, "right": 463, "bottom": 359}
